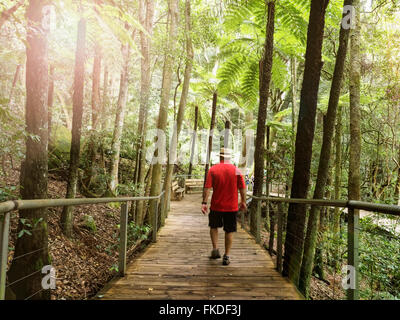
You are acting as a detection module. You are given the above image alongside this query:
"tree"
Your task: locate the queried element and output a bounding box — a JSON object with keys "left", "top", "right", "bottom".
{"left": 8, "top": 0, "right": 51, "bottom": 300}
{"left": 347, "top": 0, "right": 361, "bottom": 300}
{"left": 148, "top": 0, "right": 179, "bottom": 232}
{"left": 188, "top": 105, "right": 198, "bottom": 177}
{"left": 250, "top": 0, "right": 275, "bottom": 236}
{"left": 299, "top": 0, "right": 354, "bottom": 298}
{"left": 108, "top": 38, "right": 131, "bottom": 195}
{"left": 162, "top": 0, "right": 194, "bottom": 224}
{"left": 86, "top": 42, "right": 102, "bottom": 188}
{"left": 333, "top": 104, "right": 343, "bottom": 233}
{"left": 283, "top": 0, "right": 330, "bottom": 286}
{"left": 134, "top": 0, "right": 155, "bottom": 225}
{"left": 47, "top": 65, "right": 54, "bottom": 144}
{"left": 60, "top": 18, "right": 87, "bottom": 237}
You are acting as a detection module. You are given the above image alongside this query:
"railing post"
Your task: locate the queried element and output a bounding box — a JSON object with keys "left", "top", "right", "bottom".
{"left": 118, "top": 203, "right": 128, "bottom": 277}
{"left": 256, "top": 199, "right": 261, "bottom": 244}
{"left": 161, "top": 192, "right": 165, "bottom": 222}
{"left": 277, "top": 203, "right": 283, "bottom": 273}
{"left": 347, "top": 207, "right": 359, "bottom": 300}
{"left": 152, "top": 198, "right": 158, "bottom": 243}
{"left": 0, "top": 212, "right": 10, "bottom": 300}
{"left": 166, "top": 190, "right": 170, "bottom": 218}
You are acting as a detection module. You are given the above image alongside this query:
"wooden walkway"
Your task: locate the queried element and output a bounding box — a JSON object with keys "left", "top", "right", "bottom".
{"left": 97, "top": 194, "right": 302, "bottom": 300}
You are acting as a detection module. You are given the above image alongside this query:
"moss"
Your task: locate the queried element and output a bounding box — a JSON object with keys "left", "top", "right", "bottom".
{"left": 82, "top": 215, "right": 97, "bottom": 233}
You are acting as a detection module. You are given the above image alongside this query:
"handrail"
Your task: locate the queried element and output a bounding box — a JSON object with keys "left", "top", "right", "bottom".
{"left": 0, "top": 193, "right": 165, "bottom": 215}
{"left": 0, "top": 191, "right": 165, "bottom": 300}
{"left": 247, "top": 194, "right": 400, "bottom": 216}
{"left": 244, "top": 193, "right": 400, "bottom": 301}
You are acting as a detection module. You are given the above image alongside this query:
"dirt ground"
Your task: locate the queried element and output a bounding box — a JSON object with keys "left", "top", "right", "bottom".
{"left": 2, "top": 162, "right": 147, "bottom": 300}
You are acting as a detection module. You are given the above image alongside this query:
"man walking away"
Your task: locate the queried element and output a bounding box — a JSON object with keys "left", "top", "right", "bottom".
{"left": 201, "top": 148, "right": 247, "bottom": 265}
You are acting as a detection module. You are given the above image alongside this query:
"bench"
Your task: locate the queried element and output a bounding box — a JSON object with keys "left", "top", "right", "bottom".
{"left": 185, "top": 179, "right": 204, "bottom": 194}
{"left": 171, "top": 181, "right": 185, "bottom": 200}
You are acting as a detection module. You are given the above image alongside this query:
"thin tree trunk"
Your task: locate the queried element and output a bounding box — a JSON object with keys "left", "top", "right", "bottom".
{"left": 148, "top": 0, "right": 179, "bottom": 231}
{"left": 349, "top": 0, "right": 361, "bottom": 202}
{"left": 333, "top": 104, "right": 343, "bottom": 233}
{"left": 251, "top": 1, "right": 275, "bottom": 236}
{"left": 87, "top": 42, "right": 102, "bottom": 187}
{"left": 101, "top": 65, "right": 109, "bottom": 132}
{"left": 347, "top": 0, "right": 361, "bottom": 300}
{"left": 283, "top": 0, "right": 330, "bottom": 285}
{"left": 188, "top": 106, "right": 199, "bottom": 177}
{"left": 291, "top": 57, "right": 297, "bottom": 172}
{"left": 163, "top": 0, "right": 194, "bottom": 225}
{"left": 108, "top": 41, "right": 131, "bottom": 195}
{"left": 135, "top": 0, "right": 155, "bottom": 225}
{"left": 298, "top": 0, "right": 353, "bottom": 297}
{"left": 396, "top": 147, "right": 400, "bottom": 205}
{"left": 347, "top": 0, "right": 361, "bottom": 299}
{"left": 60, "top": 18, "right": 86, "bottom": 238}
{"left": 203, "top": 92, "right": 218, "bottom": 190}
{"left": 8, "top": 0, "right": 51, "bottom": 300}
{"left": 47, "top": 65, "right": 54, "bottom": 145}
{"left": 9, "top": 64, "right": 22, "bottom": 106}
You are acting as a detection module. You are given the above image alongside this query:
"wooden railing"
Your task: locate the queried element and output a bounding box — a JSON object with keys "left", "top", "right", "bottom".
{"left": 0, "top": 191, "right": 165, "bottom": 300}
{"left": 245, "top": 193, "right": 400, "bottom": 300}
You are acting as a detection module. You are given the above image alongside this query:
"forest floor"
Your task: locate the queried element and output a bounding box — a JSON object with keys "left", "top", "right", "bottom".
{"left": 2, "top": 161, "right": 148, "bottom": 300}
{"left": 240, "top": 209, "right": 346, "bottom": 300}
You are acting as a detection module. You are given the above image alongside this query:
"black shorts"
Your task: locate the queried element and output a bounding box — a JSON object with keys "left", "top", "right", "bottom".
{"left": 208, "top": 211, "right": 238, "bottom": 233}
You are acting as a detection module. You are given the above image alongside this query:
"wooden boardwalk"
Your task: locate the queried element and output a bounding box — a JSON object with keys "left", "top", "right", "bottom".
{"left": 97, "top": 194, "right": 302, "bottom": 300}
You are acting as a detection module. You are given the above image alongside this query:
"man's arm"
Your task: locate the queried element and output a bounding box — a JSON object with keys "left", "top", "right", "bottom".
{"left": 202, "top": 188, "right": 211, "bottom": 215}
{"left": 239, "top": 188, "right": 247, "bottom": 212}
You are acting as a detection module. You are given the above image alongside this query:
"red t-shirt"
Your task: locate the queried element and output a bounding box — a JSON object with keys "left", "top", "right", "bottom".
{"left": 204, "top": 162, "right": 246, "bottom": 212}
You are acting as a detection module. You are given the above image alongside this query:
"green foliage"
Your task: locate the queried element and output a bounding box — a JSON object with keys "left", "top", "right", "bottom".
{"left": 127, "top": 222, "right": 150, "bottom": 247}
{"left": 0, "top": 185, "right": 16, "bottom": 202}
{"left": 82, "top": 215, "right": 97, "bottom": 233}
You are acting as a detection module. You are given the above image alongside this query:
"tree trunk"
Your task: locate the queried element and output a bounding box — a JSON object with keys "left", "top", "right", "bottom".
{"left": 163, "top": 0, "right": 194, "bottom": 225}
{"left": 333, "top": 104, "right": 343, "bottom": 233}
{"left": 86, "top": 42, "right": 102, "bottom": 187}
{"left": 148, "top": 0, "right": 179, "bottom": 232}
{"left": 108, "top": 41, "right": 131, "bottom": 195}
{"left": 8, "top": 0, "right": 51, "bottom": 300}
{"left": 60, "top": 18, "right": 86, "bottom": 238}
{"left": 251, "top": 1, "right": 275, "bottom": 236}
{"left": 395, "top": 146, "right": 400, "bottom": 205}
{"left": 291, "top": 57, "right": 297, "bottom": 172}
{"left": 135, "top": 0, "right": 155, "bottom": 225}
{"left": 9, "top": 64, "right": 22, "bottom": 106}
{"left": 298, "top": 0, "right": 353, "bottom": 297}
{"left": 349, "top": 0, "right": 361, "bottom": 202}
{"left": 47, "top": 65, "right": 54, "bottom": 145}
{"left": 203, "top": 92, "right": 218, "bottom": 190}
{"left": 283, "top": 0, "right": 330, "bottom": 286}
{"left": 188, "top": 106, "right": 199, "bottom": 177}
{"left": 347, "top": 0, "right": 361, "bottom": 300}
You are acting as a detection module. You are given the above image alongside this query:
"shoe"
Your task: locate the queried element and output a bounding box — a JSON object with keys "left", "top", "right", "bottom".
{"left": 210, "top": 249, "right": 221, "bottom": 259}
{"left": 223, "top": 255, "right": 230, "bottom": 265}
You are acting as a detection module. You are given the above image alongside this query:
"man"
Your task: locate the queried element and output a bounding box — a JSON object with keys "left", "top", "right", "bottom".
{"left": 201, "top": 148, "right": 247, "bottom": 265}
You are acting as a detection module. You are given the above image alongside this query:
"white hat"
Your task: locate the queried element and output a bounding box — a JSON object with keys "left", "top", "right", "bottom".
{"left": 219, "top": 148, "right": 232, "bottom": 158}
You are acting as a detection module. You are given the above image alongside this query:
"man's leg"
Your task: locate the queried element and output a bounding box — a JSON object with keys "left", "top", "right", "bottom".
{"left": 210, "top": 228, "right": 218, "bottom": 249}
{"left": 225, "top": 232, "right": 233, "bottom": 256}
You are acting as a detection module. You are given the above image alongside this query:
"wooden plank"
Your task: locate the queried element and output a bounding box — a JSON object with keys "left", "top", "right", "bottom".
{"left": 97, "top": 193, "right": 302, "bottom": 300}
